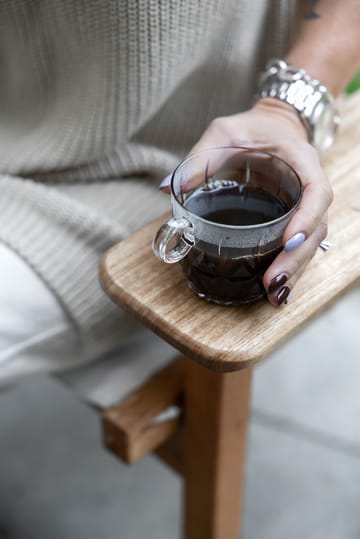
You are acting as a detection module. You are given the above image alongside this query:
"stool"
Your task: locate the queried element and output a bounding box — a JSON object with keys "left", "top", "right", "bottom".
{"left": 99, "top": 93, "right": 360, "bottom": 539}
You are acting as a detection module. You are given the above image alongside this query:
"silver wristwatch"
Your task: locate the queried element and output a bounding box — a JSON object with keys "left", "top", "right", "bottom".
{"left": 257, "top": 58, "right": 340, "bottom": 151}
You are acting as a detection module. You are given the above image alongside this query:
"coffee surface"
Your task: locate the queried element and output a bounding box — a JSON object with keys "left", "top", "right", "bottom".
{"left": 184, "top": 182, "right": 288, "bottom": 225}
{"left": 181, "top": 183, "right": 288, "bottom": 304}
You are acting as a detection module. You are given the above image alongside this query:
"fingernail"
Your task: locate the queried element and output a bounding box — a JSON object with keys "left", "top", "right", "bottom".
{"left": 285, "top": 232, "right": 306, "bottom": 252}
{"left": 276, "top": 285, "right": 291, "bottom": 306}
{"left": 284, "top": 291, "right": 293, "bottom": 305}
{"left": 159, "top": 174, "right": 172, "bottom": 190}
{"left": 268, "top": 272, "right": 288, "bottom": 294}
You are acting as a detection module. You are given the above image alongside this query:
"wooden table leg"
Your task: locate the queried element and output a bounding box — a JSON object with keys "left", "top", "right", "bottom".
{"left": 183, "top": 359, "right": 252, "bottom": 539}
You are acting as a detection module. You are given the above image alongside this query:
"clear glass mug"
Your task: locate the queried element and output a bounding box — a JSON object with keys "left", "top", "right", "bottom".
{"left": 153, "top": 147, "right": 302, "bottom": 305}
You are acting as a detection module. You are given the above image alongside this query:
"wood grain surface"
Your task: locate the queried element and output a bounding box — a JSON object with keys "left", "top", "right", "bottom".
{"left": 184, "top": 363, "right": 252, "bottom": 539}
{"left": 100, "top": 93, "right": 360, "bottom": 372}
{"left": 103, "top": 359, "right": 184, "bottom": 464}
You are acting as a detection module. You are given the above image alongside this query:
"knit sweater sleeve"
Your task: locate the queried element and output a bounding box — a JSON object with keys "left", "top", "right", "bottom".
{"left": 0, "top": 175, "right": 169, "bottom": 358}
{"left": 0, "top": 0, "right": 297, "bottom": 358}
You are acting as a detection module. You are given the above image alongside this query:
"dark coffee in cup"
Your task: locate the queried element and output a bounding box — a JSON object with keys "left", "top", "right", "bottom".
{"left": 180, "top": 182, "right": 288, "bottom": 304}
{"left": 152, "top": 147, "right": 301, "bottom": 305}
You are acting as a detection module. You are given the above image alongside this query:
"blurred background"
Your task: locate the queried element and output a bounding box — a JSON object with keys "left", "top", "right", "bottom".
{"left": 0, "top": 76, "right": 359, "bottom": 539}
{"left": 346, "top": 71, "right": 360, "bottom": 94}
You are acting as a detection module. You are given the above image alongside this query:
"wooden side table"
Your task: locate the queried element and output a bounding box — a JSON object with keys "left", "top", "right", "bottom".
{"left": 100, "top": 93, "right": 360, "bottom": 539}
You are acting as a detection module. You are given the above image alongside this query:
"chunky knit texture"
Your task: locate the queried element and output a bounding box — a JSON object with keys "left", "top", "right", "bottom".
{"left": 0, "top": 0, "right": 297, "bottom": 358}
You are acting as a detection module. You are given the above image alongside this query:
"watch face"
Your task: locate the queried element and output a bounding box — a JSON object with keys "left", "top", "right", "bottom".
{"left": 313, "top": 106, "right": 339, "bottom": 151}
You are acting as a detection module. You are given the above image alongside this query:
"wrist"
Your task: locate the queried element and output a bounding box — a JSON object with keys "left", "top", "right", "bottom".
{"left": 255, "top": 58, "right": 340, "bottom": 151}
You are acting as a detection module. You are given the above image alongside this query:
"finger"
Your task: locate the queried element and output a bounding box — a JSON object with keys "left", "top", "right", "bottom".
{"left": 249, "top": 138, "right": 333, "bottom": 247}
{"left": 183, "top": 119, "right": 252, "bottom": 192}
{"left": 263, "top": 219, "right": 328, "bottom": 307}
{"left": 163, "top": 139, "right": 257, "bottom": 195}
{"left": 159, "top": 143, "right": 297, "bottom": 195}
{"left": 283, "top": 179, "right": 332, "bottom": 250}
{"left": 189, "top": 117, "right": 236, "bottom": 155}
{"left": 269, "top": 140, "right": 332, "bottom": 248}
{"left": 159, "top": 123, "right": 234, "bottom": 194}
{"left": 159, "top": 154, "right": 223, "bottom": 194}
{"left": 159, "top": 173, "right": 173, "bottom": 194}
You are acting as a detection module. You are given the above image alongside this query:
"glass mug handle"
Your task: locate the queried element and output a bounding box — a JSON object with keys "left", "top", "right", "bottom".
{"left": 152, "top": 217, "right": 195, "bottom": 263}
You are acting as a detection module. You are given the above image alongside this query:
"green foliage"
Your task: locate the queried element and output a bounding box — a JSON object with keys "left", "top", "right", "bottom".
{"left": 346, "top": 71, "right": 360, "bottom": 94}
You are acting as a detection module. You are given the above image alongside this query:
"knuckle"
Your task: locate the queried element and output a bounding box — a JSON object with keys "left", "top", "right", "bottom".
{"left": 289, "top": 255, "right": 303, "bottom": 277}
{"left": 317, "top": 181, "right": 333, "bottom": 207}
{"left": 303, "top": 142, "right": 322, "bottom": 164}
{"left": 210, "top": 116, "right": 227, "bottom": 130}
{"left": 322, "top": 174, "right": 334, "bottom": 201}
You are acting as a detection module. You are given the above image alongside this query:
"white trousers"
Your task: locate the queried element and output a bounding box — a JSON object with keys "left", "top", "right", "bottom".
{"left": 0, "top": 242, "right": 90, "bottom": 382}
{"left": 0, "top": 242, "right": 176, "bottom": 407}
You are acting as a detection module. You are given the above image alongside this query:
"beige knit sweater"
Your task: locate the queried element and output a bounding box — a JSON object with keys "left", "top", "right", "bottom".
{"left": 0, "top": 0, "right": 297, "bottom": 359}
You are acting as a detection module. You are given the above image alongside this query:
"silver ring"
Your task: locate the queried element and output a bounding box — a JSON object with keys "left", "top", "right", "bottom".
{"left": 319, "top": 240, "right": 332, "bottom": 252}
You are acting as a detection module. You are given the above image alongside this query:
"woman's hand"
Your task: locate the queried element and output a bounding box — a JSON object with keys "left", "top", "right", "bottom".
{"left": 162, "top": 98, "right": 333, "bottom": 306}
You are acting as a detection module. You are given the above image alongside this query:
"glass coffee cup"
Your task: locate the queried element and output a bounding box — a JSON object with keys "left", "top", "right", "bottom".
{"left": 153, "top": 147, "right": 302, "bottom": 305}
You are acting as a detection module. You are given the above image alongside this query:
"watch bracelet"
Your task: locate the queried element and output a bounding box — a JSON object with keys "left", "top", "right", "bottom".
{"left": 255, "top": 58, "right": 340, "bottom": 148}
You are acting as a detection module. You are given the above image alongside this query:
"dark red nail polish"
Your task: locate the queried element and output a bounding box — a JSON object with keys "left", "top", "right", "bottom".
{"left": 276, "top": 285, "right": 291, "bottom": 306}
{"left": 268, "top": 273, "right": 288, "bottom": 294}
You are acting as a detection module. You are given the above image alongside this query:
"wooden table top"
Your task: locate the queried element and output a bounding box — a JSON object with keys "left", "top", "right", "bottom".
{"left": 100, "top": 94, "right": 360, "bottom": 372}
